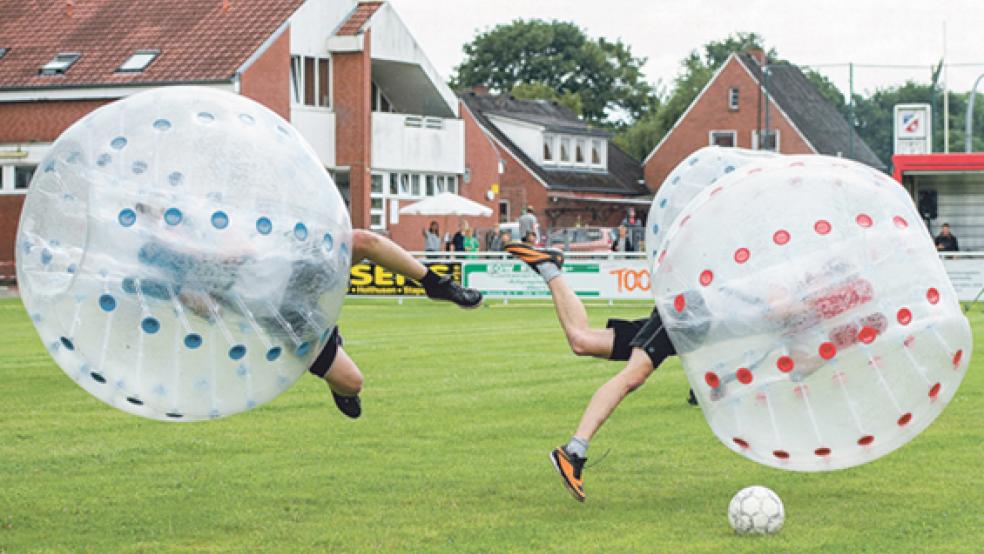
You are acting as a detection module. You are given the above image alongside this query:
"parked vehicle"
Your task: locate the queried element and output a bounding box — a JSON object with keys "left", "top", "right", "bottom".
{"left": 546, "top": 227, "right": 614, "bottom": 252}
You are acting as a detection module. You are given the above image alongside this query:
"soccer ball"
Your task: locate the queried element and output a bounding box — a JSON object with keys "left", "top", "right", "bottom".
{"left": 728, "top": 486, "right": 784, "bottom": 535}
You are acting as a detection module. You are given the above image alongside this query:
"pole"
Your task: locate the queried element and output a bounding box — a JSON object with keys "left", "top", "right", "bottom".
{"left": 943, "top": 22, "right": 950, "bottom": 153}
{"left": 966, "top": 73, "right": 984, "bottom": 152}
{"left": 849, "top": 62, "right": 855, "bottom": 159}
{"left": 763, "top": 65, "right": 770, "bottom": 150}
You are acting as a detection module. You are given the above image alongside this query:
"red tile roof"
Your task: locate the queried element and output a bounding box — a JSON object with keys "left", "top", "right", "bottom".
{"left": 336, "top": 1, "right": 383, "bottom": 36}
{"left": 0, "top": 0, "right": 305, "bottom": 90}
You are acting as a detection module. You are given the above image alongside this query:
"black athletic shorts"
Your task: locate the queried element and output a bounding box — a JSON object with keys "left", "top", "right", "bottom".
{"left": 308, "top": 327, "right": 343, "bottom": 378}
{"left": 606, "top": 307, "right": 676, "bottom": 366}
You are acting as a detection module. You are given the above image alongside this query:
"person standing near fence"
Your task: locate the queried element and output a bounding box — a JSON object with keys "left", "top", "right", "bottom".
{"left": 935, "top": 223, "right": 959, "bottom": 252}
{"left": 519, "top": 205, "right": 540, "bottom": 244}
{"left": 423, "top": 221, "right": 442, "bottom": 254}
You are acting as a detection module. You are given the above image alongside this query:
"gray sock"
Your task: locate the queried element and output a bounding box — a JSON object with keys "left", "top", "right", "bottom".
{"left": 565, "top": 436, "right": 589, "bottom": 459}
{"left": 536, "top": 261, "right": 561, "bottom": 283}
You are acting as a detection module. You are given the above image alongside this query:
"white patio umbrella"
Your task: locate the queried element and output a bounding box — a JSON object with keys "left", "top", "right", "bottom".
{"left": 398, "top": 192, "right": 492, "bottom": 217}
{"left": 399, "top": 192, "right": 492, "bottom": 251}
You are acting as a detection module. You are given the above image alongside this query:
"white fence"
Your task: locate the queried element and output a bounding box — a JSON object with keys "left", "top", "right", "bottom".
{"left": 350, "top": 251, "right": 984, "bottom": 302}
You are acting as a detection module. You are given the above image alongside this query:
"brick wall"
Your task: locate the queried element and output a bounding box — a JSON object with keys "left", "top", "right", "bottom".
{"left": 240, "top": 28, "right": 290, "bottom": 120}
{"left": 643, "top": 56, "right": 814, "bottom": 190}
{"left": 332, "top": 30, "right": 373, "bottom": 230}
{"left": 0, "top": 100, "right": 111, "bottom": 142}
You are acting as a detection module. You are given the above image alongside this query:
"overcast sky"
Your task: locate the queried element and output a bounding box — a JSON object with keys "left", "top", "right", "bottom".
{"left": 388, "top": 0, "right": 984, "bottom": 100}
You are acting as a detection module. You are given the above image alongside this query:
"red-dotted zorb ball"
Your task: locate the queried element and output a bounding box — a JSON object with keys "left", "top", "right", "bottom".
{"left": 16, "top": 87, "right": 352, "bottom": 421}
{"left": 652, "top": 153, "right": 972, "bottom": 471}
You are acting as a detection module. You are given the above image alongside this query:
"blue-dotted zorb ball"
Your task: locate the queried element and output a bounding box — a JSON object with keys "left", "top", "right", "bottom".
{"left": 650, "top": 152, "right": 971, "bottom": 471}
{"left": 16, "top": 87, "right": 352, "bottom": 421}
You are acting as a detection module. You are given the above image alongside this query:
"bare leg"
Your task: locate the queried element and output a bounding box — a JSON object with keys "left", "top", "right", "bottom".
{"left": 323, "top": 347, "right": 364, "bottom": 396}
{"left": 352, "top": 229, "right": 427, "bottom": 280}
{"left": 573, "top": 348, "right": 655, "bottom": 441}
{"left": 547, "top": 276, "right": 615, "bottom": 358}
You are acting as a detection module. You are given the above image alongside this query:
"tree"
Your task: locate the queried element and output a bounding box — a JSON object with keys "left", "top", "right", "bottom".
{"left": 451, "top": 19, "right": 653, "bottom": 123}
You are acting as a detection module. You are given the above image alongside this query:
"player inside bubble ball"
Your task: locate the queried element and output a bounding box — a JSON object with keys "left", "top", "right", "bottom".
{"left": 132, "top": 203, "right": 482, "bottom": 419}
{"left": 508, "top": 242, "right": 885, "bottom": 502}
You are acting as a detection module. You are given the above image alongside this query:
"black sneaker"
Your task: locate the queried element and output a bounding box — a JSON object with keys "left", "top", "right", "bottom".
{"left": 505, "top": 242, "right": 564, "bottom": 274}
{"left": 332, "top": 390, "right": 362, "bottom": 419}
{"left": 423, "top": 275, "right": 482, "bottom": 309}
{"left": 550, "top": 446, "right": 587, "bottom": 502}
{"left": 687, "top": 388, "right": 699, "bottom": 406}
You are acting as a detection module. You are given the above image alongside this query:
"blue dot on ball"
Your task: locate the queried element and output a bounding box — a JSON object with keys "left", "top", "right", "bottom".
{"left": 60, "top": 336, "right": 75, "bottom": 351}
{"left": 689, "top": 157, "right": 699, "bottom": 166}
{"left": 40, "top": 248, "right": 53, "bottom": 265}
{"left": 141, "top": 317, "right": 160, "bottom": 334}
{"left": 652, "top": 224, "right": 659, "bottom": 234}
{"left": 256, "top": 217, "right": 272, "bottom": 235}
{"left": 323, "top": 233, "right": 333, "bottom": 251}
{"left": 659, "top": 198, "right": 668, "bottom": 209}
{"left": 43, "top": 160, "right": 56, "bottom": 173}
{"left": 296, "top": 342, "right": 311, "bottom": 356}
{"left": 229, "top": 345, "right": 246, "bottom": 360}
{"left": 239, "top": 114, "right": 255, "bottom": 125}
{"left": 724, "top": 165, "right": 735, "bottom": 173}
{"left": 122, "top": 277, "right": 137, "bottom": 294}
{"left": 66, "top": 264, "right": 77, "bottom": 274}
{"left": 99, "top": 294, "right": 116, "bottom": 312}
{"left": 164, "top": 208, "right": 183, "bottom": 226}
{"left": 184, "top": 333, "right": 203, "bottom": 349}
{"left": 131, "top": 161, "right": 148, "bottom": 175}
{"left": 321, "top": 327, "right": 332, "bottom": 342}
{"left": 266, "top": 346, "right": 282, "bottom": 362}
{"left": 96, "top": 153, "right": 111, "bottom": 167}
{"left": 168, "top": 172, "right": 184, "bottom": 186}
{"left": 110, "top": 137, "right": 127, "bottom": 150}
{"left": 118, "top": 208, "right": 136, "bottom": 227}
{"left": 294, "top": 223, "right": 308, "bottom": 241}
{"left": 672, "top": 176, "right": 681, "bottom": 185}
{"left": 211, "top": 211, "right": 229, "bottom": 229}
{"left": 153, "top": 119, "right": 171, "bottom": 131}
{"left": 197, "top": 112, "right": 215, "bottom": 123}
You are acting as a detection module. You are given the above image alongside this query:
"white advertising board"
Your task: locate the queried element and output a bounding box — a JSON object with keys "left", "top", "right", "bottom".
{"left": 942, "top": 257, "right": 984, "bottom": 301}
{"left": 893, "top": 103, "right": 932, "bottom": 155}
{"left": 461, "top": 259, "right": 653, "bottom": 300}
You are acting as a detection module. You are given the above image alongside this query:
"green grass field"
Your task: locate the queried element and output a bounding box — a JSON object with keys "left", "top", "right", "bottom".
{"left": 1, "top": 296, "right": 982, "bottom": 553}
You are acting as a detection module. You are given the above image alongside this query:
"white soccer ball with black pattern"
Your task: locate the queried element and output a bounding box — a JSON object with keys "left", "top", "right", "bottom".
{"left": 728, "top": 486, "right": 784, "bottom": 535}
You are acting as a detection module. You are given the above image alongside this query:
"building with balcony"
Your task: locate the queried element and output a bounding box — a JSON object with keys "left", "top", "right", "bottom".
{"left": 0, "top": 0, "right": 490, "bottom": 279}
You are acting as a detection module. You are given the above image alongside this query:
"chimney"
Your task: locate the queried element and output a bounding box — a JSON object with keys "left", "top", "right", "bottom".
{"left": 222, "top": 0, "right": 232, "bottom": 13}
{"left": 472, "top": 84, "right": 489, "bottom": 96}
{"left": 66, "top": 0, "right": 74, "bottom": 17}
{"left": 746, "top": 48, "right": 766, "bottom": 66}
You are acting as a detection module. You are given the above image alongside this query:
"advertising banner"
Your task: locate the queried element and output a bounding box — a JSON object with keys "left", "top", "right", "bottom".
{"left": 461, "top": 259, "right": 653, "bottom": 299}
{"left": 349, "top": 261, "right": 462, "bottom": 296}
{"left": 942, "top": 257, "right": 984, "bottom": 301}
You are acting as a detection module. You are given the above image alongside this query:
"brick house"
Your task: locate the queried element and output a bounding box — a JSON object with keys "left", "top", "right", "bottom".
{"left": 643, "top": 51, "right": 884, "bottom": 190}
{"left": 0, "top": 0, "right": 493, "bottom": 280}
{"left": 460, "top": 92, "right": 650, "bottom": 232}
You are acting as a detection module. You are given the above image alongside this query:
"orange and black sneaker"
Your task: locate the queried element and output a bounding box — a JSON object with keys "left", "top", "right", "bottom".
{"left": 550, "top": 446, "right": 586, "bottom": 502}
{"left": 505, "top": 242, "right": 564, "bottom": 274}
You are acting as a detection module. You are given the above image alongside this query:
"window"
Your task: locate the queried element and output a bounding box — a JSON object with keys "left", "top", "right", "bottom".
{"left": 446, "top": 176, "right": 457, "bottom": 194}
{"left": 370, "top": 197, "right": 383, "bottom": 210}
{"left": 560, "top": 138, "right": 571, "bottom": 162}
{"left": 291, "top": 55, "right": 329, "bottom": 107}
{"left": 543, "top": 135, "right": 554, "bottom": 162}
{"left": 411, "top": 174, "right": 421, "bottom": 196}
{"left": 0, "top": 48, "right": 8, "bottom": 60}
{"left": 370, "top": 174, "right": 383, "bottom": 194}
{"left": 15, "top": 165, "right": 36, "bottom": 189}
{"left": 425, "top": 175, "right": 435, "bottom": 196}
{"left": 41, "top": 53, "right": 80, "bottom": 75}
{"left": 728, "top": 87, "right": 739, "bottom": 110}
{"left": 117, "top": 50, "right": 159, "bottom": 72}
{"left": 591, "top": 140, "right": 603, "bottom": 165}
{"left": 389, "top": 173, "right": 398, "bottom": 195}
{"left": 709, "top": 130, "right": 736, "bottom": 147}
{"left": 575, "top": 139, "right": 585, "bottom": 164}
{"left": 436, "top": 176, "right": 446, "bottom": 193}
{"left": 370, "top": 214, "right": 383, "bottom": 228}
{"left": 499, "top": 200, "right": 510, "bottom": 223}
{"left": 752, "top": 129, "right": 780, "bottom": 151}
{"left": 399, "top": 174, "right": 410, "bottom": 195}
{"left": 371, "top": 81, "right": 394, "bottom": 113}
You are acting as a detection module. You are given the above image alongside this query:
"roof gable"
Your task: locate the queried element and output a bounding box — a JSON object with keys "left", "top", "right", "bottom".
{"left": 0, "top": 0, "right": 304, "bottom": 90}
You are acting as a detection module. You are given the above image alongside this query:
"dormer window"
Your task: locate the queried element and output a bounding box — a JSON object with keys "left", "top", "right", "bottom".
{"left": 575, "top": 140, "right": 585, "bottom": 164}
{"left": 40, "top": 53, "right": 80, "bottom": 75}
{"left": 117, "top": 50, "right": 159, "bottom": 72}
{"left": 591, "top": 140, "right": 603, "bottom": 165}
{"left": 543, "top": 136, "right": 553, "bottom": 162}
{"left": 560, "top": 138, "right": 571, "bottom": 163}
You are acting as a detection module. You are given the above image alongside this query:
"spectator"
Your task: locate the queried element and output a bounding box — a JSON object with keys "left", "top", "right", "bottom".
{"left": 613, "top": 225, "right": 631, "bottom": 252}
{"left": 463, "top": 227, "right": 480, "bottom": 256}
{"left": 621, "top": 207, "right": 644, "bottom": 252}
{"left": 423, "top": 221, "right": 441, "bottom": 253}
{"left": 935, "top": 223, "right": 959, "bottom": 252}
{"left": 519, "top": 205, "right": 540, "bottom": 244}
{"left": 452, "top": 223, "right": 466, "bottom": 252}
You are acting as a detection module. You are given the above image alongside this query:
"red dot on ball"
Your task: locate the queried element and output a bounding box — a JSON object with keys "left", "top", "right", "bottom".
{"left": 897, "top": 412, "right": 912, "bottom": 426}
{"left": 856, "top": 214, "right": 873, "bottom": 228}
{"left": 777, "top": 356, "right": 794, "bottom": 372}
{"left": 897, "top": 308, "right": 912, "bottom": 325}
{"left": 734, "top": 247, "right": 750, "bottom": 264}
{"left": 818, "top": 342, "right": 837, "bottom": 360}
{"left": 704, "top": 371, "right": 720, "bottom": 388}
{"left": 699, "top": 270, "right": 714, "bottom": 286}
{"left": 814, "top": 220, "right": 831, "bottom": 235}
{"left": 658, "top": 250, "right": 667, "bottom": 263}
{"left": 773, "top": 450, "right": 790, "bottom": 459}
{"left": 773, "top": 230, "right": 790, "bottom": 245}
{"left": 953, "top": 350, "right": 963, "bottom": 367}
{"left": 858, "top": 435, "right": 875, "bottom": 446}
{"left": 814, "top": 447, "right": 831, "bottom": 457}
{"left": 733, "top": 438, "right": 749, "bottom": 449}
{"left": 674, "top": 293, "right": 686, "bottom": 312}
{"left": 858, "top": 326, "right": 878, "bottom": 344}
{"left": 893, "top": 216, "right": 908, "bottom": 228}
{"left": 929, "top": 383, "right": 941, "bottom": 398}
{"left": 927, "top": 288, "right": 940, "bottom": 304}
{"left": 736, "top": 368, "right": 753, "bottom": 384}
